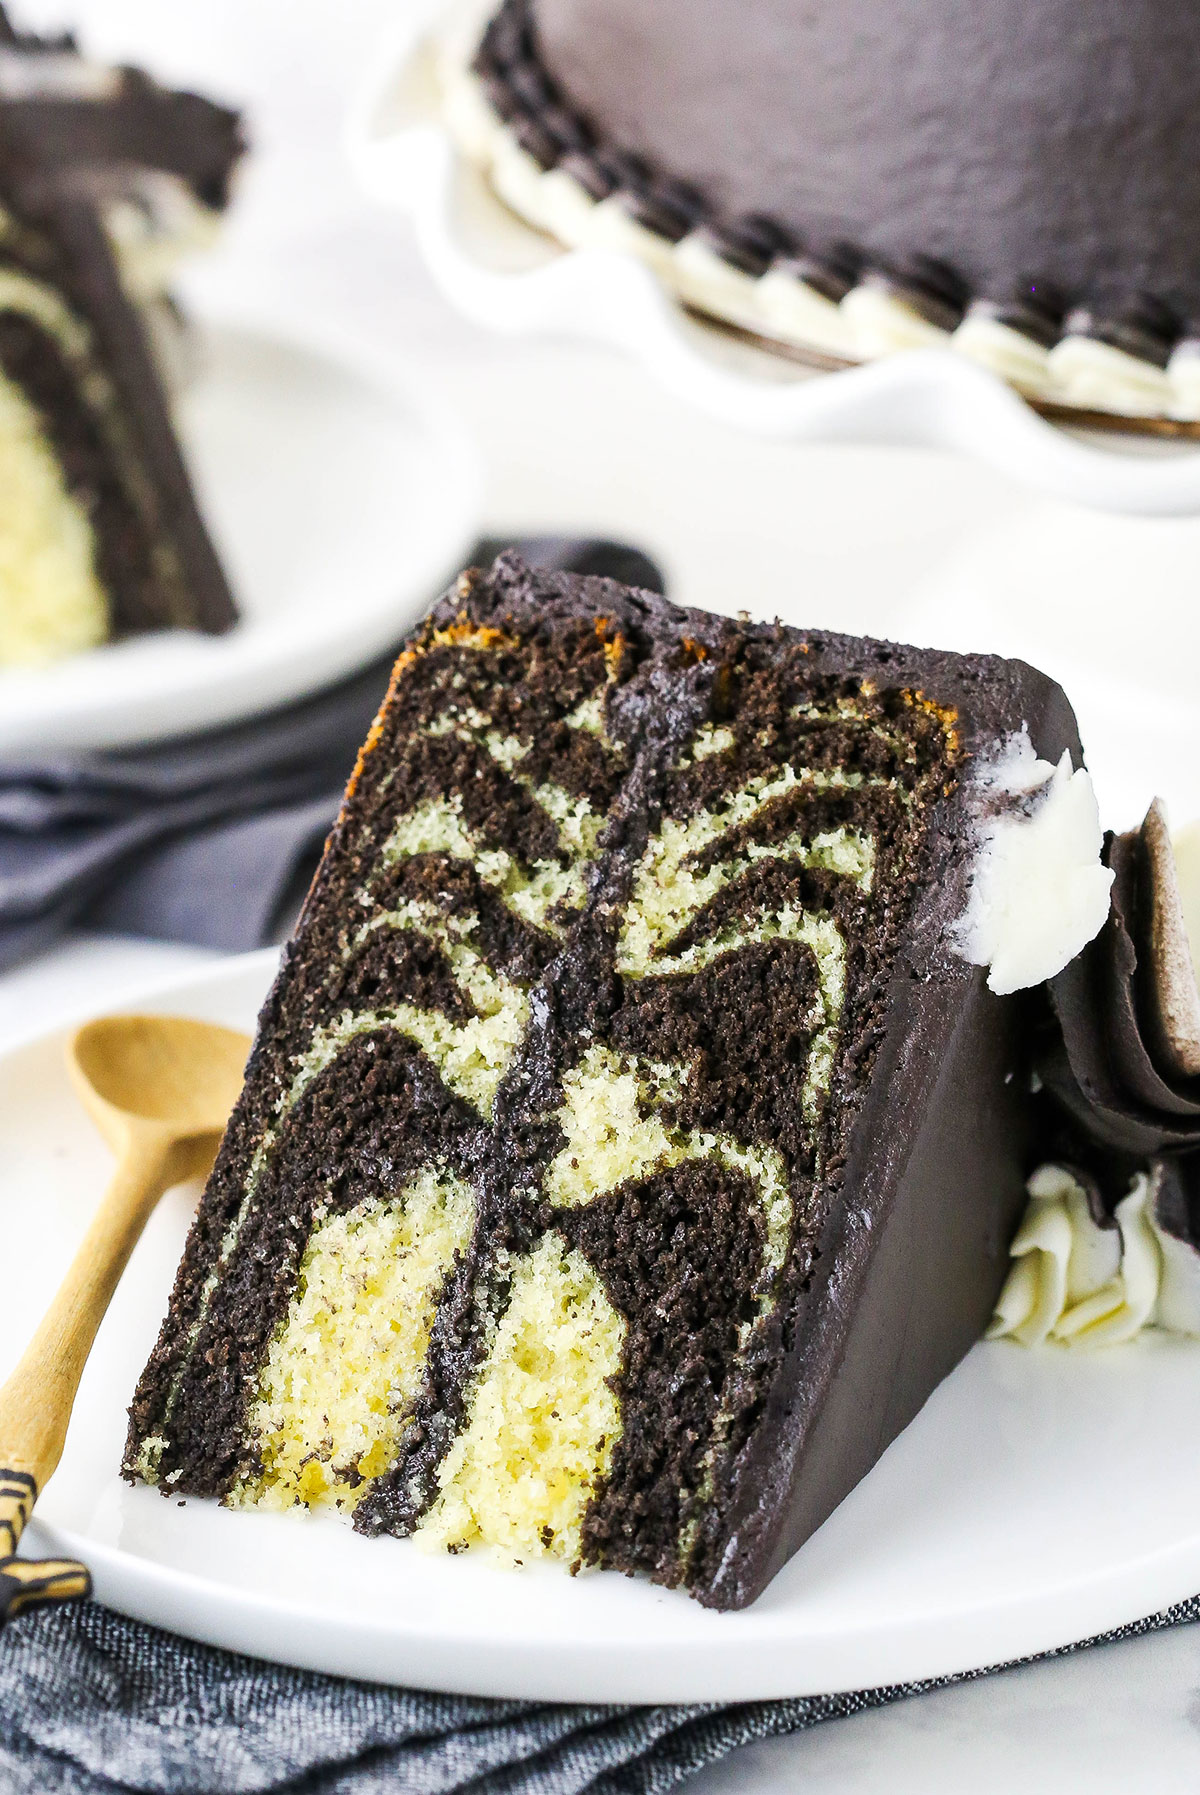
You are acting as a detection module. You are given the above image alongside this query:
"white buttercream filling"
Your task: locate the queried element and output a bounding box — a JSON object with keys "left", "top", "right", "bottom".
{"left": 952, "top": 732, "right": 1113, "bottom": 995}
{"left": 989, "top": 1163, "right": 1200, "bottom": 1346}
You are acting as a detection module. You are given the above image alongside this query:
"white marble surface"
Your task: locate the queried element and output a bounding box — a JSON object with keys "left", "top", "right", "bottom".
{"left": 688, "top": 1622, "right": 1200, "bottom": 1793}
{"left": 5, "top": 0, "right": 1200, "bottom": 1784}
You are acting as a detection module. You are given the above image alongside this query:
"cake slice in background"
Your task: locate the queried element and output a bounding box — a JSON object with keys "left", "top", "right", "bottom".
{"left": 0, "top": 3, "right": 243, "bottom": 666}
{"left": 124, "top": 553, "right": 1111, "bottom": 1610}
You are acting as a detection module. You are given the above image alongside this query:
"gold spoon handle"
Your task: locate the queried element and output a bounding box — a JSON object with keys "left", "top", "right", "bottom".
{"left": 0, "top": 1134, "right": 184, "bottom": 1626}
{"left": 0, "top": 1471, "right": 90, "bottom": 1618}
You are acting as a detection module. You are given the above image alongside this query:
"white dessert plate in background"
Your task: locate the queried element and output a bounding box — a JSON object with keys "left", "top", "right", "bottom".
{"left": 346, "top": 0, "right": 1200, "bottom": 520}
{"left": 0, "top": 306, "right": 482, "bottom": 754}
{"left": 6, "top": 947, "right": 1200, "bottom": 1703}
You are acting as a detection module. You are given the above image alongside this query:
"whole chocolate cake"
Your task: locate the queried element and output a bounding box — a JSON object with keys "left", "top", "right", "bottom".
{"left": 0, "top": 4, "right": 242, "bottom": 665}
{"left": 441, "top": 0, "right": 1200, "bottom": 425}
{"left": 124, "top": 554, "right": 1110, "bottom": 1609}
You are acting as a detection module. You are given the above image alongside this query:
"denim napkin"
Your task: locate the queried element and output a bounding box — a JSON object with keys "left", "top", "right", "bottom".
{"left": 2, "top": 1598, "right": 1198, "bottom": 1794}
{"left": 0, "top": 537, "right": 665, "bottom": 972}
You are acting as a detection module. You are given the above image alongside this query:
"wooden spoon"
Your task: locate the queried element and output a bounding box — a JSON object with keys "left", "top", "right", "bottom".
{"left": 0, "top": 1014, "right": 250, "bottom": 1626}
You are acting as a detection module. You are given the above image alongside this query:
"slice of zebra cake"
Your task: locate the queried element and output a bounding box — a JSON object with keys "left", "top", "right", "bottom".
{"left": 0, "top": 5, "right": 241, "bottom": 665}
{"left": 124, "top": 552, "right": 1104, "bottom": 1610}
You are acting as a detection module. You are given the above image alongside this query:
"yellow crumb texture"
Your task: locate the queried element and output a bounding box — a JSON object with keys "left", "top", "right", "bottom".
{"left": 415, "top": 1233, "right": 626, "bottom": 1563}
{"left": 231, "top": 1169, "right": 474, "bottom": 1514}
{"left": 546, "top": 1045, "right": 793, "bottom": 1294}
{"left": 384, "top": 794, "right": 594, "bottom": 936}
{"left": 617, "top": 776, "right": 874, "bottom": 978}
{"left": 0, "top": 369, "right": 109, "bottom": 666}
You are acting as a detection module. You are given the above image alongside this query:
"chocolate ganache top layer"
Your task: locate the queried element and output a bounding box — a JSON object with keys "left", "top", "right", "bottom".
{"left": 527, "top": 0, "right": 1200, "bottom": 323}
{"left": 1040, "top": 802, "right": 1200, "bottom": 1160}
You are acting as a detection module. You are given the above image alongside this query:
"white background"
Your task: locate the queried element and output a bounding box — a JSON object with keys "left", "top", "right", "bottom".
{"left": 4, "top": 2, "right": 1200, "bottom": 1786}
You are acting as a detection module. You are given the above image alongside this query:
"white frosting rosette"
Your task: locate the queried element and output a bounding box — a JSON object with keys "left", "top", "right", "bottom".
{"left": 989, "top": 1162, "right": 1200, "bottom": 1348}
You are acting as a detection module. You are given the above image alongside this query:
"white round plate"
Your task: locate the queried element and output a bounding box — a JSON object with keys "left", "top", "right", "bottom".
{"left": 6, "top": 949, "right": 1200, "bottom": 1703}
{"left": 0, "top": 307, "right": 482, "bottom": 754}
{"left": 347, "top": 2, "right": 1200, "bottom": 520}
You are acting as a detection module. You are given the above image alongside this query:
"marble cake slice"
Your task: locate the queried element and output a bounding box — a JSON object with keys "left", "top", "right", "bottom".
{"left": 124, "top": 553, "right": 1086, "bottom": 1610}
{"left": 0, "top": 6, "right": 240, "bottom": 664}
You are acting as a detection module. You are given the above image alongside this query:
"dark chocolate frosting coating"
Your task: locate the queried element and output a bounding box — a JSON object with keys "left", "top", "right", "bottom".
{"left": 524, "top": 0, "right": 1200, "bottom": 321}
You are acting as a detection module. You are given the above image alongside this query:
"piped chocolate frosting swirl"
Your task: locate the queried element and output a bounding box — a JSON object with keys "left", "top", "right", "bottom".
{"left": 987, "top": 800, "right": 1200, "bottom": 1344}
{"left": 1040, "top": 800, "right": 1200, "bottom": 1159}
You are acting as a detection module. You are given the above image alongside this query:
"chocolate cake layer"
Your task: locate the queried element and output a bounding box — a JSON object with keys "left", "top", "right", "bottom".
{"left": 125, "top": 554, "right": 1082, "bottom": 1608}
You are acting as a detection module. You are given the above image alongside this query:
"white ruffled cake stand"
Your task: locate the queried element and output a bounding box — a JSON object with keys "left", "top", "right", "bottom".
{"left": 348, "top": 0, "right": 1200, "bottom": 518}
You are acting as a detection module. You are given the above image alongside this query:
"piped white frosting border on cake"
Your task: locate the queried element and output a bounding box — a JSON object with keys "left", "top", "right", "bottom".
{"left": 436, "top": 39, "right": 1200, "bottom": 425}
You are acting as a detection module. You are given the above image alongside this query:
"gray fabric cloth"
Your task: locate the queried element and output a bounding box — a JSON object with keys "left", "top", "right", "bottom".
{"left": 0, "top": 538, "right": 664, "bottom": 971}
{"left": 2, "top": 1597, "right": 1199, "bottom": 1793}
